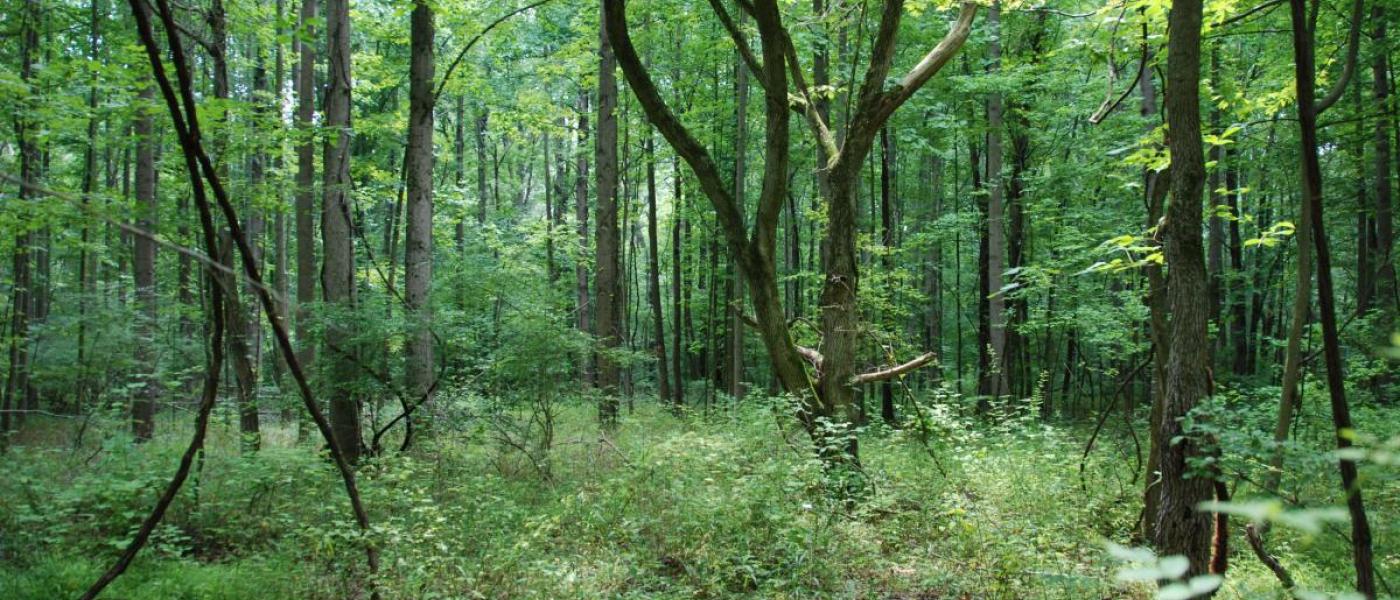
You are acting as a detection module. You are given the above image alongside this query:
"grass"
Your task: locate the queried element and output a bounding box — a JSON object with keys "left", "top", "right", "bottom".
{"left": 0, "top": 394, "right": 1393, "bottom": 599}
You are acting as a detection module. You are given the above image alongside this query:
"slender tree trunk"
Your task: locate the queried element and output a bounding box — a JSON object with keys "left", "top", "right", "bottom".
{"left": 1153, "top": 0, "right": 1214, "bottom": 577}
{"left": 644, "top": 135, "right": 671, "bottom": 404}
{"left": 323, "top": 0, "right": 363, "bottom": 462}
{"left": 1287, "top": 0, "right": 1376, "bottom": 592}
{"left": 672, "top": 157, "right": 687, "bottom": 407}
{"left": 576, "top": 92, "right": 593, "bottom": 386}
{"left": 728, "top": 34, "right": 749, "bottom": 403}
{"left": 1373, "top": 7, "right": 1396, "bottom": 332}
{"left": 132, "top": 85, "right": 159, "bottom": 441}
{"left": 879, "top": 127, "right": 897, "bottom": 425}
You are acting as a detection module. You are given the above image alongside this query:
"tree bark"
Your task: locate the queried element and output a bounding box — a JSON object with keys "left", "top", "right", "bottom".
{"left": 403, "top": 0, "right": 436, "bottom": 444}
{"left": 1373, "top": 7, "right": 1396, "bottom": 330}
{"left": 596, "top": 0, "right": 623, "bottom": 422}
{"left": 644, "top": 135, "right": 671, "bottom": 404}
{"left": 1287, "top": 0, "right": 1377, "bottom": 593}
{"left": 983, "top": 0, "right": 1009, "bottom": 399}
{"left": 295, "top": 0, "right": 318, "bottom": 386}
{"left": 1153, "top": 0, "right": 1214, "bottom": 577}
{"left": 323, "top": 0, "right": 363, "bottom": 463}
{"left": 133, "top": 85, "right": 159, "bottom": 441}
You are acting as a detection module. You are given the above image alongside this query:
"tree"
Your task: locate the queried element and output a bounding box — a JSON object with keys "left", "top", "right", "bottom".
{"left": 1152, "top": 0, "right": 1213, "bottom": 577}
{"left": 644, "top": 135, "right": 671, "bottom": 404}
{"left": 595, "top": 0, "right": 623, "bottom": 423}
{"left": 133, "top": 85, "right": 159, "bottom": 441}
{"left": 323, "top": 0, "right": 363, "bottom": 462}
{"left": 295, "top": 0, "right": 319, "bottom": 384}
{"left": 1286, "top": 0, "right": 1376, "bottom": 592}
{"left": 604, "top": 0, "right": 966, "bottom": 468}
{"left": 404, "top": 0, "right": 436, "bottom": 442}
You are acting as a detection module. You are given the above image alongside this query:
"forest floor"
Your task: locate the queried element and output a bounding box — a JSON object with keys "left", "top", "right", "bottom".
{"left": 0, "top": 393, "right": 1394, "bottom": 599}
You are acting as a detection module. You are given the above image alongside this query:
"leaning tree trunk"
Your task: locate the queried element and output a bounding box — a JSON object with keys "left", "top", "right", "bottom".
{"left": 1287, "top": 0, "right": 1377, "bottom": 593}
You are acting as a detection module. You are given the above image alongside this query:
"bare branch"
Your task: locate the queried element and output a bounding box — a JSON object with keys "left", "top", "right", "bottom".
{"left": 851, "top": 352, "right": 937, "bottom": 385}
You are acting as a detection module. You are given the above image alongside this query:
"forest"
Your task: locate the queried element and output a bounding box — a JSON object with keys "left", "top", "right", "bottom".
{"left": 0, "top": 0, "right": 1396, "bottom": 597}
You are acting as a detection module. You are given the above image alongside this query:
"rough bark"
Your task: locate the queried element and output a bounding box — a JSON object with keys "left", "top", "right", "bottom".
{"left": 323, "top": 0, "right": 363, "bottom": 462}
{"left": 295, "top": 0, "right": 318, "bottom": 379}
{"left": 1153, "top": 0, "right": 1215, "bottom": 577}
{"left": 404, "top": 0, "right": 436, "bottom": 442}
{"left": 596, "top": 0, "right": 622, "bottom": 423}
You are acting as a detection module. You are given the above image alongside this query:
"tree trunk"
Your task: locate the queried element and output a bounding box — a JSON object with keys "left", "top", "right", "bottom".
{"left": 672, "top": 157, "right": 686, "bottom": 407}
{"left": 295, "top": 0, "right": 318, "bottom": 388}
{"left": 4, "top": 0, "right": 39, "bottom": 439}
{"left": 132, "top": 85, "right": 159, "bottom": 441}
{"left": 727, "top": 31, "right": 750, "bottom": 403}
{"left": 1287, "top": 0, "right": 1377, "bottom": 592}
{"left": 879, "top": 127, "right": 897, "bottom": 425}
{"left": 1373, "top": 7, "right": 1396, "bottom": 332}
{"left": 323, "top": 0, "right": 363, "bottom": 463}
{"left": 576, "top": 91, "right": 593, "bottom": 387}
{"left": 403, "top": 0, "right": 436, "bottom": 444}
{"left": 1153, "top": 0, "right": 1214, "bottom": 577}
{"left": 983, "top": 0, "right": 1009, "bottom": 399}
{"left": 595, "top": 0, "right": 623, "bottom": 422}
{"left": 644, "top": 135, "right": 671, "bottom": 404}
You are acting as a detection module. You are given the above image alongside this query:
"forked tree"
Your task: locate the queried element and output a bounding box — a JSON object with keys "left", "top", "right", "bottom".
{"left": 604, "top": 0, "right": 975, "bottom": 465}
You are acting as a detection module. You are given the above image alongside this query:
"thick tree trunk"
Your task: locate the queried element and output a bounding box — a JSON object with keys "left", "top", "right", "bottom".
{"left": 323, "top": 0, "right": 363, "bottom": 463}
{"left": 1153, "top": 0, "right": 1214, "bottom": 577}
{"left": 403, "top": 0, "right": 436, "bottom": 443}
{"left": 295, "top": 0, "right": 318, "bottom": 384}
{"left": 595, "top": 0, "right": 623, "bottom": 422}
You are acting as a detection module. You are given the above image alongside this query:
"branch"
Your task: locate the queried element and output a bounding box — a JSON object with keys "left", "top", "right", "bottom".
{"left": 1214, "top": 0, "right": 1285, "bottom": 27}
{"left": 886, "top": 2, "right": 978, "bottom": 118}
{"left": 1313, "top": 0, "right": 1363, "bottom": 116}
{"left": 738, "top": 311, "right": 823, "bottom": 369}
{"left": 433, "top": 0, "right": 557, "bottom": 102}
{"left": 708, "top": 0, "right": 767, "bottom": 88}
{"left": 839, "top": 2, "right": 977, "bottom": 172}
{"left": 604, "top": 0, "right": 753, "bottom": 268}
{"left": 851, "top": 351, "right": 937, "bottom": 385}
{"left": 1245, "top": 523, "right": 1297, "bottom": 591}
